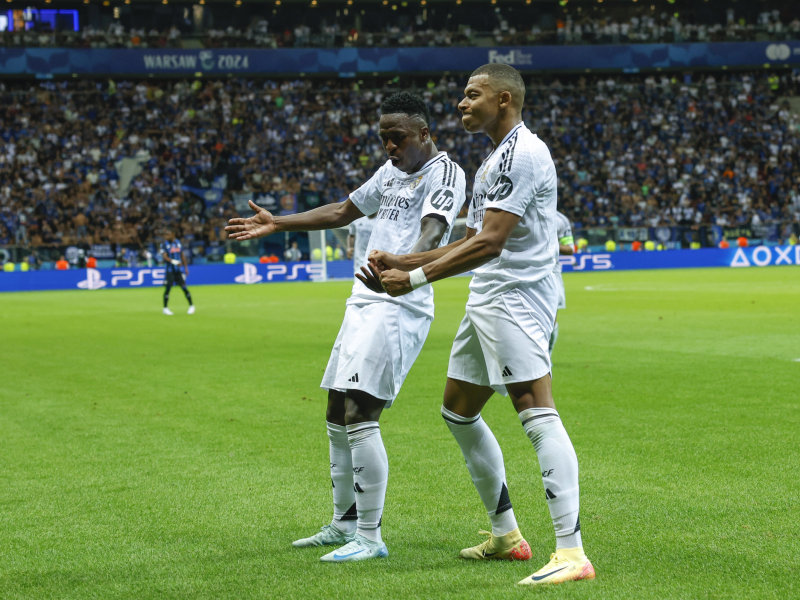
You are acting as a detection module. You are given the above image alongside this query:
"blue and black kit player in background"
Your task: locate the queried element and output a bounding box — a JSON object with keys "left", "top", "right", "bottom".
{"left": 160, "top": 230, "right": 195, "bottom": 315}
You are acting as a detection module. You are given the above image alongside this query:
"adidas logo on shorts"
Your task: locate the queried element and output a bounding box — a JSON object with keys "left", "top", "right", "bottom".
{"left": 348, "top": 373, "right": 360, "bottom": 383}
{"left": 502, "top": 366, "right": 513, "bottom": 378}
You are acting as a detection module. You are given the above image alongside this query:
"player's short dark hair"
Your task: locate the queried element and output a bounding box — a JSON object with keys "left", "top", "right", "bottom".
{"left": 380, "top": 92, "right": 430, "bottom": 126}
{"left": 470, "top": 63, "right": 526, "bottom": 108}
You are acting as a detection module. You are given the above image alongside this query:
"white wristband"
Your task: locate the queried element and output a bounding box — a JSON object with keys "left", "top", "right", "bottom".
{"left": 409, "top": 267, "right": 429, "bottom": 290}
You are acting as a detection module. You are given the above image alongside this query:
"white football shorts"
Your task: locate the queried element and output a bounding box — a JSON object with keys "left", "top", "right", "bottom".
{"left": 556, "top": 272, "right": 566, "bottom": 310}
{"left": 447, "top": 273, "right": 558, "bottom": 396}
{"left": 321, "top": 300, "right": 432, "bottom": 407}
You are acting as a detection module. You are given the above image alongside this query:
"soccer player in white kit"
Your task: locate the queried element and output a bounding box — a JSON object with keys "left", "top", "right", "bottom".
{"left": 374, "top": 65, "right": 595, "bottom": 586}
{"left": 550, "top": 211, "right": 575, "bottom": 356}
{"left": 226, "top": 92, "right": 466, "bottom": 563}
{"left": 347, "top": 214, "right": 377, "bottom": 275}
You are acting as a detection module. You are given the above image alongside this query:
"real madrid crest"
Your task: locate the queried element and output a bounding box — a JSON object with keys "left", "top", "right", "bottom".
{"left": 409, "top": 175, "right": 423, "bottom": 190}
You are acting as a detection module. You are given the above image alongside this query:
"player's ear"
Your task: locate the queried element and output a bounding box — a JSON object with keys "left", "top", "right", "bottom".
{"left": 498, "top": 90, "right": 512, "bottom": 110}
{"left": 421, "top": 126, "right": 430, "bottom": 143}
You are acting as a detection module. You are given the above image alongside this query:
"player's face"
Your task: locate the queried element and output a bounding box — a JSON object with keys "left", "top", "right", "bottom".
{"left": 378, "top": 113, "right": 430, "bottom": 174}
{"left": 459, "top": 75, "right": 500, "bottom": 134}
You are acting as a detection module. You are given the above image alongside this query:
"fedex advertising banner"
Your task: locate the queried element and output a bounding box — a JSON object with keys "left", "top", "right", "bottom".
{"left": 1, "top": 41, "right": 798, "bottom": 77}
{"left": 0, "top": 247, "right": 797, "bottom": 293}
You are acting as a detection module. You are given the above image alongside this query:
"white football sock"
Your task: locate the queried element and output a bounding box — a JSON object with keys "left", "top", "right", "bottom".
{"left": 347, "top": 422, "right": 388, "bottom": 543}
{"left": 519, "top": 408, "right": 582, "bottom": 549}
{"left": 327, "top": 422, "right": 356, "bottom": 534}
{"left": 549, "top": 321, "right": 559, "bottom": 356}
{"left": 442, "top": 406, "right": 518, "bottom": 536}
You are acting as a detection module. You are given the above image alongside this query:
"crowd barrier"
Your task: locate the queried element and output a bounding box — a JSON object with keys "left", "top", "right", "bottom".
{"left": 0, "top": 246, "right": 797, "bottom": 293}
{"left": 0, "top": 41, "right": 797, "bottom": 77}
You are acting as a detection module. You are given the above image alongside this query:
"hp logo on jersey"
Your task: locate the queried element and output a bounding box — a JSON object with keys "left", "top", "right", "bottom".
{"left": 487, "top": 175, "right": 514, "bottom": 202}
{"left": 429, "top": 189, "right": 455, "bottom": 212}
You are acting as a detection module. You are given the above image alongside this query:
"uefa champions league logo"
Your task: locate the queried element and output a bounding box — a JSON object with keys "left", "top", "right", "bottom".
{"left": 77, "top": 268, "right": 107, "bottom": 290}
{"left": 234, "top": 263, "right": 263, "bottom": 284}
{"left": 765, "top": 44, "right": 791, "bottom": 61}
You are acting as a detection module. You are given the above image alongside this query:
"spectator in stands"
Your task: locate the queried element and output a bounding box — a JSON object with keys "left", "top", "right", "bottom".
{"left": 284, "top": 241, "right": 301, "bottom": 262}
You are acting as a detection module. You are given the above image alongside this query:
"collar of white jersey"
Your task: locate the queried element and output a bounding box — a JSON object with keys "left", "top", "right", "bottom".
{"left": 392, "top": 151, "right": 447, "bottom": 175}
{"left": 495, "top": 122, "right": 526, "bottom": 150}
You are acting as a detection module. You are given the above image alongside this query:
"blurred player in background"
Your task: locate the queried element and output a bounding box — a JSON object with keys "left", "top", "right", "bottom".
{"left": 161, "top": 231, "right": 195, "bottom": 316}
{"left": 374, "top": 64, "right": 593, "bottom": 586}
{"left": 347, "top": 213, "right": 377, "bottom": 275}
{"left": 551, "top": 211, "right": 574, "bottom": 356}
{"left": 226, "top": 92, "right": 466, "bottom": 563}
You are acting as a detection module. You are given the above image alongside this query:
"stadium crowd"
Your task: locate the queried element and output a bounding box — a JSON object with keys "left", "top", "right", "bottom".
{"left": 3, "top": 7, "right": 799, "bottom": 49}
{"left": 0, "top": 70, "right": 799, "bottom": 257}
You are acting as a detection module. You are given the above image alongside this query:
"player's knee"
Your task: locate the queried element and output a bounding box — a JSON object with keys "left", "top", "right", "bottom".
{"left": 343, "top": 391, "right": 382, "bottom": 425}
{"left": 343, "top": 401, "right": 366, "bottom": 425}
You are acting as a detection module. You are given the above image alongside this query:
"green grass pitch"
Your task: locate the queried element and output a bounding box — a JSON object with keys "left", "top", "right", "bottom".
{"left": 1, "top": 267, "right": 798, "bottom": 599}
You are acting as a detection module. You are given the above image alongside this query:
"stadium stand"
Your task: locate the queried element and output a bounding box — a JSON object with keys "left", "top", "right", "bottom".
{"left": 2, "top": 2, "right": 799, "bottom": 49}
{"left": 0, "top": 69, "right": 798, "bottom": 265}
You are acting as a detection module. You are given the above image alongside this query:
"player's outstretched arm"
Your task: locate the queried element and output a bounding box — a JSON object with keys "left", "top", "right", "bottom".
{"left": 380, "top": 208, "right": 520, "bottom": 296}
{"left": 225, "top": 199, "right": 365, "bottom": 241}
{"left": 356, "top": 215, "right": 449, "bottom": 293}
{"left": 369, "top": 228, "right": 474, "bottom": 274}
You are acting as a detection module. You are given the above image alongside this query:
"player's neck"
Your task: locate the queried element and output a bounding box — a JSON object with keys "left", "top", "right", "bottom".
{"left": 487, "top": 116, "right": 523, "bottom": 148}
{"left": 406, "top": 143, "right": 440, "bottom": 174}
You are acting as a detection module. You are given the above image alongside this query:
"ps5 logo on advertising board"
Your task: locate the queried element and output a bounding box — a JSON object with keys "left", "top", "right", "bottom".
{"left": 266, "top": 263, "right": 325, "bottom": 281}
{"left": 77, "top": 268, "right": 107, "bottom": 290}
{"left": 561, "top": 254, "right": 613, "bottom": 271}
{"left": 78, "top": 268, "right": 166, "bottom": 289}
{"left": 235, "top": 263, "right": 264, "bottom": 284}
{"left": 488, "top": 50, "right": 533, "bottom": 66}
{"left": 110, "top": 269, "right": 166, "bottom": 286}
{"left": 233, "top": 263, "right": 325, "bottom": 284}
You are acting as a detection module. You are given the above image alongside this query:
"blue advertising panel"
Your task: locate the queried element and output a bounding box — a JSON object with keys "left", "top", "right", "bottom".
{"left": 1, "top": 41, "right": 798, "bottom": 77}
{"left": 0, "top": 247, "right": 797, "bottom": 293}
{"left": 560, "top": 245, "right": 800, "bottom": 273}
{"left": 0, "top": 261, "right": 356, "bottom": 293}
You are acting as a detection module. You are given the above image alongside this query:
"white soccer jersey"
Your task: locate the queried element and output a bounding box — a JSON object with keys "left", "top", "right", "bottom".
{"left": 554, "top": 211, "right": 573, "bottom": 275}
{"left": 466, "top": 123, "right": 558, "bottom": 306}
{"left": 349, "top": 152, "right": 466, "bottom": 319}
{"left": 348, "top": 216, "right": 376, "bottom": 275}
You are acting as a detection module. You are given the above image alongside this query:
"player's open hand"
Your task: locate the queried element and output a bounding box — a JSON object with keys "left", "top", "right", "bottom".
{"left": 379, "top": 269, "right": 413, "bottom": 297}
{"left": 355, "top": 263, "right": 385, "bottom": 294}
{"left": 225, "top": 200, "right": 276, "bottom": 240}
{"left": 369, "top": 250, "right": 404, "bottom": 273}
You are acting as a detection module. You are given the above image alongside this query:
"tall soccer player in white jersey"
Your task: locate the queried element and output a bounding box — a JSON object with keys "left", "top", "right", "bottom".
{"left": 373, "top": 65, "right": 594, "bottom": 586}
{"left": 225, "top": 92, "right": 466, "bottom": 563}
{"left": 551, "top": 211, "right": 575, "bottom": 356}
